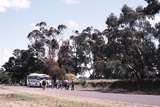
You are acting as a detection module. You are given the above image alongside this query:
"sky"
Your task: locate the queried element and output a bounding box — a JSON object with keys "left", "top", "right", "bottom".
{"left": 0, "top": 0, "right": 149, "bottom": 66}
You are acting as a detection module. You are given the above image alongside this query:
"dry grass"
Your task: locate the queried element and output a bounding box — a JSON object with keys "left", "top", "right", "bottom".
{"left": 0, "top": 86, "right": 159, "bottom": 107}
{"left": 0, "top": 92, "right": 159, "bottom": 107}
{"left": 0, "top": 93, "right": 107, "bottom": 107}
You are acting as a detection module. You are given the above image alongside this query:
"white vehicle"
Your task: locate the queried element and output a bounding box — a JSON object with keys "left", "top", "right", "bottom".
{"left": 27, "top": 73, "right": 52, "bottom": 87}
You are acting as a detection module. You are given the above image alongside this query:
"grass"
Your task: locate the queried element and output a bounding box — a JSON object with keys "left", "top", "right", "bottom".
{"left": 18, "top": 94, "right": 153, "bottom": 107}
{"left": 0, "top": 93, "right": 107, "bottom": 107}
{"left": 0, "top": 92, "right": 156, "bottom": 107}
{"left": 0, "top": 87, "right": 158, "bottom": 107}
{"left": 11, "top": 94, "right": 35, "bottom": 101}
{"left": 0, "top": 93, "right": 36, "bottom": 101}
{"left": 33, "top": 94, "right": 107, "bottom": 107}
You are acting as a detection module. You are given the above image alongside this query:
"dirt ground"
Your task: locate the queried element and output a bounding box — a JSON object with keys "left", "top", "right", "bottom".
{"left": 0, "top": 85, "right": 159, "bottom": 107}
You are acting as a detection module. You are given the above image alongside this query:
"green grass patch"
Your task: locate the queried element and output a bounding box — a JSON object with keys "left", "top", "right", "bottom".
{"left": 13, "top": 94, "right": 35, "bottom": 101}
{"left": 0, "top": 93, "right": 36, "bottom": 101}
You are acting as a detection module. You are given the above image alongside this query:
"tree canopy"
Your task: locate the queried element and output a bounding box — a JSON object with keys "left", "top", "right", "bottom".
{"left": 2, "top": 0, "right": 160, "bottom": 83}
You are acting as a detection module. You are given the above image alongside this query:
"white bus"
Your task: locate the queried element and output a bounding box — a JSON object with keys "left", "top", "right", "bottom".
{"left": 27, "top": 73, "right": 52, "bottom": 87}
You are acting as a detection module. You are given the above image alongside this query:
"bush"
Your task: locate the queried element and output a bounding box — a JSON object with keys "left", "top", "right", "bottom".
{"left": 65, "top": 73, "right": 76, "bottom": 80}
{"left": 109, "top": 80, "right": 160, "bottom": 91}
{"left": 80, "top": 80, "right": 87, "bottom": 87}
{"left": 0, "top": 72, "right": 10, "bottom": 84}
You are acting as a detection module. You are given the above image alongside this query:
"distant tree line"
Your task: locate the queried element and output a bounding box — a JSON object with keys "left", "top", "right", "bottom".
{"left": 1, "top": 0, "right": 160, "bottom": 84}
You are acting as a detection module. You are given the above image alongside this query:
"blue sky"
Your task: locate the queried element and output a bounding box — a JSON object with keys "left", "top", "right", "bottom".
{"left": 0, "top": 0, "right": 148, "bottom": 66}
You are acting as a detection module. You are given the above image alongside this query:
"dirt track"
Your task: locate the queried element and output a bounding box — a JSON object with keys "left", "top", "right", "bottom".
{"left": 0, "top": 85, "right": 160, "bottom": 107}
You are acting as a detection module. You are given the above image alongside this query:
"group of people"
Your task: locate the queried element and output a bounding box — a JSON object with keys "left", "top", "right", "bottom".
{"left": 52, "top": 79, "right": 75, "bottom": 90}
{"left": 41, "top": 79, "right": 75, "bottom": 90}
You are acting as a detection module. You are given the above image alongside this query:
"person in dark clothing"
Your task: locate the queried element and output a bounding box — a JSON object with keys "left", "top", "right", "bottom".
{"left": 52, "top": 76, "right": 57, "bottom": 88}
{"left": 71, "top": 80, "right": 75, "bottom": 90}
{"left": 41, "top": 80, "right": 47, "bottom": 90}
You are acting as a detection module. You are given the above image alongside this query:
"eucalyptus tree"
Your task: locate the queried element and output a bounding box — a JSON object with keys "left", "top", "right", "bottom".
{"left": 69, "top": 31, "right": 90, "bottom": 75}
{"left": 144, "top": 0, "right": 160, "bottom": 15}
{"left": 103, "top": 5, "right": 157, "bottom": 80}
{"left": 27, "top": 22, "right": 66, "bottom": 61}
{"left": 58, "top": 40, "right": 75, "bottom": 74}
{"left": 69, "top": 27, "right": 107, "bottom": 78}
{"left": 84, "top": 27, "right": 106, "bottom": 78}
{"left": 3, "top": 48, "right": 45, "bottom": 83}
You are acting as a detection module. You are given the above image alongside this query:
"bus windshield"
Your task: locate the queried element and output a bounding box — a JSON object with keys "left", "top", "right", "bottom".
{"left": 40, "top": 77, "right": 49, "bottom": 80}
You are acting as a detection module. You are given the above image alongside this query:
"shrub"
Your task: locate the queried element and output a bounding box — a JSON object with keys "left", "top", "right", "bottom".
{"left": 80, "top": 80, "right": 87, "bottom": 87}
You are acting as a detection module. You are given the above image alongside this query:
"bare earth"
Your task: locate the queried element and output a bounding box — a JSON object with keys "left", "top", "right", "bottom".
{"left": 0, "top": 85, "right": 160, "bottom": 107}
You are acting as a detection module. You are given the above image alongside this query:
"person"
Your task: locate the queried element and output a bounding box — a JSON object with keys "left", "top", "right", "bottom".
{"left": 63, "top": 80, "right": 68, "bottom": 90}
{"left": 52, "top": 76, "right": 57, "bottom": 88}
{"left": 71, "top": 80, "right": 75, "bottom": 90}
{"left": 41, "top": 79, "right": 47, "bottom": 90}
{"left": 51, "top": 79, "right": 54, "bottom": 88}
{"left": 56, "top": 80, "right": 60, "bottom": 89}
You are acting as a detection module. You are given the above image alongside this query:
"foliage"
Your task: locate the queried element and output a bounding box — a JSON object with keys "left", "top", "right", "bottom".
{"left": 65, "top": 73, "right": 76, "bottom": 80}
{"left": 3, "top": 49, "right": 45, "bottom": 83}
{"left": 2, "top": 0, "right": 160, "bottom": 84}
{"left": 144, "top": 0, "right": 160, "bottom": 15}
{"left": 27, "top": 22, "right": 66, "bottom": 60}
